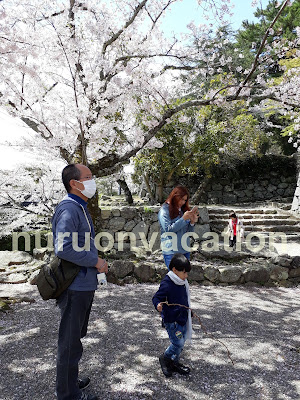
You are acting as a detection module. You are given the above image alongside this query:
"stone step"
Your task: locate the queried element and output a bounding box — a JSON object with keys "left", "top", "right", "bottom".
{"left": 209, "top": 213, "right": 296, "bottom": 221}
{"left": 212, "top": 223, "right": 300, "bottom": 233}
{"left": 207, "top": 207, "right": 279, "bottom": 215}
{"left": 212, "top": 219, "right": 299, "bottom": 226}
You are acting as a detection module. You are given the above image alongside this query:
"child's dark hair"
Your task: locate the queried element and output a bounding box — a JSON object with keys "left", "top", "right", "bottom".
{"left": 169, "top": 253, "right": 191, "bottom": 272}
{"left": 229, "top": 211, "right": 237, "bottom": 219}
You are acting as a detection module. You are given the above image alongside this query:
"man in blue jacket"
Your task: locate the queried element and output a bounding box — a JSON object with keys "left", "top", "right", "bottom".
{"left": 52, "top": 164, "right": 107, "bottom": 400}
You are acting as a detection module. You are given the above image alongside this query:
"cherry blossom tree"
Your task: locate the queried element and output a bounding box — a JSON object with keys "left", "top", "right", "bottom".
{"left": 0, "top": 0, "right": 299, "bottom": 218}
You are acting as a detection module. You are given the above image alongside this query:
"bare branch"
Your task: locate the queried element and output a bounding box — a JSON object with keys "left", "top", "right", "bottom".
{"left": 36, "top": 9, "right": 65, "bottom": 22}
{"left": 161, "top": 65, "right": 198, "bottom": 72}
{"left": 102, "top": 0, "right": 148, "bottom": 55}
{"left": 144, "top": 0, "right": 176, "bottom": 32}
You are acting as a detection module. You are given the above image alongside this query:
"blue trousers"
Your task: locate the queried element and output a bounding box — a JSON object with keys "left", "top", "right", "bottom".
{"left": 164, "top": 322, "right": 187, "bottom": 361}
{"left": 163, "top": 253, "right": 190, "bottom": 270}
{"left": 56, "top": 289, "right": 94, "bottom": 400}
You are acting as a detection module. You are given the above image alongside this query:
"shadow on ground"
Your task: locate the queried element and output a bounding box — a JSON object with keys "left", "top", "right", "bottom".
{"left": 0, "top": 283, "right": 300, "bottom": 400}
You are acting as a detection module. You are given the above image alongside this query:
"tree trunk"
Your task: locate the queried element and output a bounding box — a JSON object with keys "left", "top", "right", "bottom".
{"left": 157, "top": 169, "right": 165, "bottom": 203}
{"left": 142, "top": 173, "right": 155, "bottom": 203}
{"left": 117, "top": 178, "right": 133, "bottom": 204}
{"left": 87, "top": 189, "right": 102, "bottom": 232}
{"left": 191, "top": 177, "right": 210, "bottom": 204}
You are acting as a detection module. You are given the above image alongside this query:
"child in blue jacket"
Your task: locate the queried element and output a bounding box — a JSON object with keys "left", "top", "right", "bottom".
{"left": 152, "top": 253, "right": 193, "bottom": 377}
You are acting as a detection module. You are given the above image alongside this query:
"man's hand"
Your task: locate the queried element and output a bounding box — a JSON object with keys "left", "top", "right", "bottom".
{"left": 95, "top": 257, "right": 108, "bottom": 273}
{"left": 157, "top": 303, "right": 163, "bottom": 312}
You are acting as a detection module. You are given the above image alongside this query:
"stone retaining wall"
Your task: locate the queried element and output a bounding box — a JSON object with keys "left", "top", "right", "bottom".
{"left": 107, "top": 251, "right": 300, "bottom": 288}
{"left": 201, "top": 174, "right": 295, "bottom": 204}
{"left": 0, "top": 250, "right": 299, "bottom": 289}
{"left": 162, "top": 155, "right": 297, "bottom": 205}
{"left": 97, "top": 206, "right": 210, "bottom": 253}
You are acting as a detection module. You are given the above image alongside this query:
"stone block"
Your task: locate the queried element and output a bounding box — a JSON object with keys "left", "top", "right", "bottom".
{"left": 268, "top": 184, "right": 278, "bottom": 192}
{"left": 288, "top": 268, "right": 300, "bottom": 278}
{"left": 212, "top": 183, "right": 223, "bottom": 191}
{"left": 278, "top": 183, "right": 288, "bottom": 189}
{"left": 201, "top": 280, "right": 215, "bottom": 286}
{"left": 223, "top": 194, "right": 237, "bottom": 204}
{"left": 123, "top": 220, "right": 136, "bottom": 232}
{"left": 269, "top": 265, "right": 289, "bottom": 281}
{"left": 109, "top": 217, "right": 126, "bottom": 231}
{"left": 218, "top": 266, "right": 242, "bottom": 283}
{"left": 120, "top": 207, "right": 138, "bottom": 219}
{"left": 291, "top": 256, "right": 300, "bottom": 268}
{"left": 188, "top": 265, "right": 204, "bottom": 282}
{"left": 285, "top": 187, "right": 295, "bottom": 196}
{"left": 132, "top": 221, "right": 149, "bottom": 240}
{"left": 198, "top": 207, "right": 210, "bottom": 224}
{"left": 100, "top": 209, "right": 111, "bottom": 219}
{"left": 155, "top": 264, "right": 168, "bottom": 279}
{"left": 203, "top": 266, "right": 220, "bottom": 282}
{"left": 194, "top": 224, "right": 210, "bottom": 241}
{"left": 235, "top": 190, "right": 246, "bottom": 198}
{"left": 243, "top": 267, "right": 270, "bottom": 283}
{"left": 148, "top": 222, "right": 161, "bottom": 251}
{"left": 134, "top": 262, "right": 156, "bottom": 282}
{"left": 112, "top": 209, "right": 121, "bottom": 217}
{"left": 110, "top": 260, "right": 134, "bottom": 278}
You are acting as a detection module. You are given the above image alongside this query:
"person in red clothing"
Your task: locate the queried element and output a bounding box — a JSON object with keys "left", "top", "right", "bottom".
{"left": 228, "top": 211, "right": 244, "bottom": 248}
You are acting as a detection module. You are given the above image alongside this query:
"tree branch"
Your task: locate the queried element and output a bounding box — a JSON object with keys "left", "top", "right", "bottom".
{"left": 234, "top": 0, "right": 290, "bottom": 99}
{"left": 89, "top": 87, "right": 299, "bottom": 177}
{"left": 102, "top": 0, "right": 148, "bottom": 55}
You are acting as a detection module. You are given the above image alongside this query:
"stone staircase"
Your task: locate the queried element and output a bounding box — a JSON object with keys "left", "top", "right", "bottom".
{"left": 207, "top": 203, "right": 300, "bottom": 242}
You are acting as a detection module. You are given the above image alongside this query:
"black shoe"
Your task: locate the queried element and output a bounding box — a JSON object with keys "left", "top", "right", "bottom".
{"left": 159, "top": 354, "right": 173, "bottom": 377}
{"left": 171, "top": 361, "right": 190, "bottom": 375}
{"left": 78, "top": 377, "right": 90, "bottom": 390}
{"left": 79, "top": 393, "right": 98, "bottom": 400}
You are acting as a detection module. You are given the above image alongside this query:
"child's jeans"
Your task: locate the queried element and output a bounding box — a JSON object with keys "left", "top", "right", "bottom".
{"left": 164, "top": 321, "right": 187, "bottom": 361}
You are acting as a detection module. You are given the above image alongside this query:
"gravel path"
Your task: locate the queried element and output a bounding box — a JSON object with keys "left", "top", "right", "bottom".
{"left": 1, "top": 283, "right": 300, "bottom": 400}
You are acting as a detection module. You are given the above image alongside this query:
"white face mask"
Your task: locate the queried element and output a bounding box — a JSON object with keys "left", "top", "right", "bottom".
{"left": 75, "top": 179, "right": 97, "bottom": 198}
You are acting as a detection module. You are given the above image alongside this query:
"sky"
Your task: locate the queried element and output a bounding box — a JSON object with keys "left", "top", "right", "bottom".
{"left": 0, "top": 0, "right": 271, "bottom": 171}
{"left": 161, "top": 0, "right": 270, "bottom": 36}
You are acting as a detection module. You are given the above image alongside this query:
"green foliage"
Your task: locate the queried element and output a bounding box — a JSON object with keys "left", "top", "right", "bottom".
{"left": 143, "top": 206, "right": 153, "bottom": 214}
{"left": 235, "top": 0, "right": 300, "bottom": 73}
{"left": 134, "top": 1, "right": 299, "bottom": 198}
{"left": 133, "top": 99, "right": 271, "bottom": 192}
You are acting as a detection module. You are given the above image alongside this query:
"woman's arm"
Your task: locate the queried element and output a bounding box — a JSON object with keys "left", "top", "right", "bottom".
{"left": 158, "top": 206, "right": 192, "bottom": 233}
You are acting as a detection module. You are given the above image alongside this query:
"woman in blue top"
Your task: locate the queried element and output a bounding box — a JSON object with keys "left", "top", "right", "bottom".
{"left": 158, "top": 186, "right": 199, "bottom": 269}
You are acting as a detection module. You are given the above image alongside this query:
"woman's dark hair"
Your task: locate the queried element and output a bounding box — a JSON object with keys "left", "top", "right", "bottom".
{"left": 62, "top": 164, "right": 81, "bottom": 192}
{"left": 229, "top": 211, "right": 237, "bottom": 219}
{"left": 165, "top": 186, "right": 190, "bottom": 219}
{"left": 169, "top": 253, "right": 191, "bottom": 272}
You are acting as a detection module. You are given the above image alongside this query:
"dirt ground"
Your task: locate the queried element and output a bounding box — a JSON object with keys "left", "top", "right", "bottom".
{"left": 0, "top": 282, "right": 300, "bottom": 400}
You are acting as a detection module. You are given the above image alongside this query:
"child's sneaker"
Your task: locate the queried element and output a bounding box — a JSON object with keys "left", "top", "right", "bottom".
{"left": 171, "top": 361, "right": 190, "bottom": 375}
{"left": 159, "top": 354, "right": 173, "bottom": 377}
